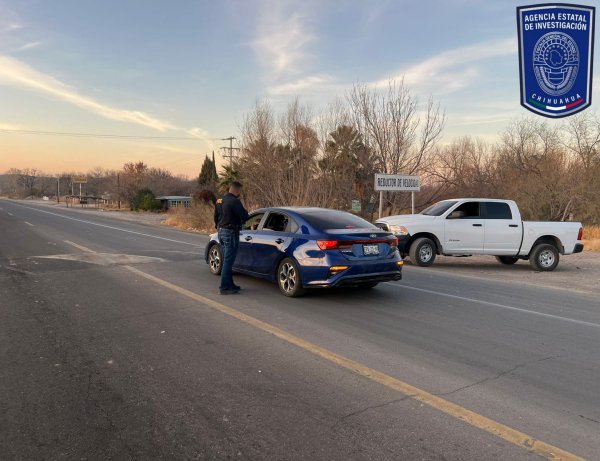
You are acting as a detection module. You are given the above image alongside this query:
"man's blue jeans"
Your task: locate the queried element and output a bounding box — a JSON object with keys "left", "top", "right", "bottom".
{"left": 218, "top": 228, "right": 239, "bottom": 290}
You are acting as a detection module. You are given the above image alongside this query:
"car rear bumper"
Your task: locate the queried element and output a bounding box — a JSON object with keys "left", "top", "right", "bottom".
{"left": 573, "top": 243, "right": 584, "bottom": 253}
{"left": 305, "top": 269, "right": 402, "bottom": 288}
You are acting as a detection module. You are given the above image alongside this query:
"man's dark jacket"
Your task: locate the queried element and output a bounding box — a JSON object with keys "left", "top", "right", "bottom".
{"left": 214, "top": 193, "right": 249, "bottom": 230}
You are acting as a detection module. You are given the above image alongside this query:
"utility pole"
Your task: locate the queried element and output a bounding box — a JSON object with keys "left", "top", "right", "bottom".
{"left": 117, "top": 173, "right": 121, "bottom": 209}
{"left": 220, "top": 136, "right": 240, "bottom": 168}
{"left": 56, "top": 177, "right": 60, "bottom": 204}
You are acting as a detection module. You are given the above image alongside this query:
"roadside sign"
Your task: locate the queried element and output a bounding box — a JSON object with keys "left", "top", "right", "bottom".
{"left": 351, "top": 199, "right": 361, "bottom": 213}
{"left": 374, "top": 174, "right": 420, "bottom": 191}
{"left": 72, "top": 176, "right": 87, "bottom": 184}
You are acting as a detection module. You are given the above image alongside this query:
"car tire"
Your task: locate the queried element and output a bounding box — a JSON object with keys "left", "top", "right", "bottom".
{"left": 495, "top": 256, "right": 519, "bottom": 265}
{"left": 207, "top": 244, "right": 223, "bottom": 275}
{"left": 277, "top": 258, "right": 306, "bottom": 297}
{"left": 529, "top": 243, "right": 560, "bottom": 272}
{"left": 409, "top": 237, "right": 437, "bottom": 267}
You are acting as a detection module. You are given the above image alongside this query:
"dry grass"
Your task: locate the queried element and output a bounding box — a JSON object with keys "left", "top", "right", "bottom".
{"left": 163, "top": 203, "right": 215, "bottom": 233}
{"left": 583, "top": 225, "right": 600, "bottom": 252}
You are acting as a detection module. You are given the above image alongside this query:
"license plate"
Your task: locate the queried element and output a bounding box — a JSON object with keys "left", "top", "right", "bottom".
{"left": 363, "top": 244, "right": 379, "bottom": 256}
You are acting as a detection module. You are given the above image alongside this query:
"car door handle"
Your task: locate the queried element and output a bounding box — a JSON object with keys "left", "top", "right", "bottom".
{"left": 472, "top": 223, "right": 482, "bottom": 227}
{"left": 275, "top": 238, "right": 284, "bottom": 244}
{"left": 509, "top": 224, "right": 519, "bottom": 228}
{"left": 245, "top": 236, "right": 252, "bottom": 241}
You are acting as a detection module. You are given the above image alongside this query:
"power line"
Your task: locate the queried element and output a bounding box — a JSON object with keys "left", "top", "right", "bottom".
{"left": 0, "top": 128, "right": 221, "bottom": 141}
{"left": 220, "top": 136, "right": 240, "bottom": 168}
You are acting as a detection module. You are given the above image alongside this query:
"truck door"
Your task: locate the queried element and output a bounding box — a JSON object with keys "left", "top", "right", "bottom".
{"left": 482, "top": 201, "right": 522, "bottom": 255}
{"left": 444, "top": 201, "right": 485, "bottom": 253}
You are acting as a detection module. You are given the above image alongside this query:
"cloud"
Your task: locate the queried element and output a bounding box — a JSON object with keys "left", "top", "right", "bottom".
{"left": 373, "top": 37, "right": 517, "bottom": 94}
{"left": 251, "top": 2, "right": 314, "bottom": 79}
{"left": 268, "top": 73, "right": 334, "bottom": 95}
{"left": 16, "top": 41, "right": 42, "bottom": 51}
{"left": 0, "top": 54, "right": 176, "bottom": 132}
{"left": 5, "top": 23, "right": 22, "bottom": 32}
{"left": 0, "top": 122, "right": 25, "bottom": 130}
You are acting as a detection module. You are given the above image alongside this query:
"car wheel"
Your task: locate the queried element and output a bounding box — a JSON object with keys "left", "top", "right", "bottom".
{"left": 529, "top": 243, "right": 559, "bottom": 272}
{"left": 277, "top": 258, "right": 305, "bottom": 297}
{"left": 208, "top": 244, "right": 223, "bottom": 275}
{"left": 495, "top": 256, "right": 519, "bottom": 265}
{"left": 409, "top": 237, "right": 437, "bottom": 267}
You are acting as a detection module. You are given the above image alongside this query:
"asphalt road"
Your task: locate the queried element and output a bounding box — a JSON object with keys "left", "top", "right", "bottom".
{"left": 1, "top": 199, "right": 599, "bottom": 460}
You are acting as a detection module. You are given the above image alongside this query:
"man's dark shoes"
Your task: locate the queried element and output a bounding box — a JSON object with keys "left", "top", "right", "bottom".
{"left": 232, "top": 284, "right": 241, "bottom": 290}
{"left": 219, "top": 288, "right": 240, "bottom": 295}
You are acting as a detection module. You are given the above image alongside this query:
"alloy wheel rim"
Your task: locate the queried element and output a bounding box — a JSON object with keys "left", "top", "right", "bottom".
{"left": 279, "top": 263, "right": 296, "bottom": 293}
{"left": 539, "top": 249, "right": 555, "bottom": 268}
{"left": 419, "top": 244, "right": 433, "bottom": 262}
{"left": 209, "top": 247, "right": 221, "bottom": 272}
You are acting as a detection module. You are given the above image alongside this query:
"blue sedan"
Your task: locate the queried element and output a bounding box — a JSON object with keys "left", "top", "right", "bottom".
{"left": 205, "top": 207, "right": 403, "bottom": 297}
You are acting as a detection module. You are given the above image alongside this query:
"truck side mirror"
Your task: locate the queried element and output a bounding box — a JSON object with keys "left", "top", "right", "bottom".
{"left": 448, "top": 210, "right": 465, "bottom": 219}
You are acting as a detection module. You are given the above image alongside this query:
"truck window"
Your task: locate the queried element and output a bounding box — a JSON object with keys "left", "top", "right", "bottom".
{"left": 485, "top": 202, "right": 512, "bottom": 219}
{"left": 421, "top": 201, "right": 457, "bottom": 216}
{"left": 453, "top": 202, "right": 480, "bottom": 218}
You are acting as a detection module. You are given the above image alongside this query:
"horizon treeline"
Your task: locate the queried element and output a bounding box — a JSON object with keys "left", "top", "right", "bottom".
{"left": 2, "top": 79, "right": 600, "bottom": 224}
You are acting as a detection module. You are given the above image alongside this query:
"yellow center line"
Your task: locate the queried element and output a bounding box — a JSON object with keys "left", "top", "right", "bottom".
{"left": 124, "top": 264, "right": 583, "bottom": 461}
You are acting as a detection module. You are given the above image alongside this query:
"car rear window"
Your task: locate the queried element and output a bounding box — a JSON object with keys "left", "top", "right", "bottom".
{"left": 302, "top": 211, "right": 377, "bottom": 230}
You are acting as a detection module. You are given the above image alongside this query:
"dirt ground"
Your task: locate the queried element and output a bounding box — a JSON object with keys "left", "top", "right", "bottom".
{"left": 20, "top": 199, "right": 167, "bottom": 227}
{"left": 409, "top": 252, "right": 600, "bottom": 297}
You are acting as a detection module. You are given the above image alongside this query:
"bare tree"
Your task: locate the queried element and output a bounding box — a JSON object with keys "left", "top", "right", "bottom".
{"left": 348, "top": 79, "right": 445, "bottom": 213}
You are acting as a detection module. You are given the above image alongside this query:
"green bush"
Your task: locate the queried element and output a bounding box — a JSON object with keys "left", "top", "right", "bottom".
{"left": 131, "top": 188, "right": 161, "bottom": 211}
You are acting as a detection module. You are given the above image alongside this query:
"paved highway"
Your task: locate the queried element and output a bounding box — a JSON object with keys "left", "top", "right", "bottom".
{"left": 1, "top": 198, "right": 599, "bottom": 460}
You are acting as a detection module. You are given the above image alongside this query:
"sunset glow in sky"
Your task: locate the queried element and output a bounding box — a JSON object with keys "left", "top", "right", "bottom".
{"left": 1, "top": 0, "right": 598, "bottom": 177}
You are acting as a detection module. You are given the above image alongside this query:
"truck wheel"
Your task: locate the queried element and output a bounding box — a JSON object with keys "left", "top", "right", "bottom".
{"left": 529, "top": 243, "right": 560, "bottom": 272}
{"left": 495, "top": 256, "right": 519, "bottom": 265}
{"left": 208, "top": 244, "right": 223, "bottom": 275}
{"left": 277, "top": 258, "right": 306, "bottom": 297}
{"left": 409, "top": 237, "right": 437, "bottom": 267}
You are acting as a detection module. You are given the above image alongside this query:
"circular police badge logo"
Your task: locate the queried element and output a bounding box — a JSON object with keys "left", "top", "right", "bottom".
{"left": 533, "top": 32, "right": 579, "bottom": 96}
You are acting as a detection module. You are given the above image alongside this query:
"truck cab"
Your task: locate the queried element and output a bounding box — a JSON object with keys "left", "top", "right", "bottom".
{"left": 376, "top": 198, "right": 583, "bottom": 271}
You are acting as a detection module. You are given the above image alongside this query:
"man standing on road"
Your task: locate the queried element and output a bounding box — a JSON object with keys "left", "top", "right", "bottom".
{"left": 214, "top": 181, "right": 249, "bottom": 295}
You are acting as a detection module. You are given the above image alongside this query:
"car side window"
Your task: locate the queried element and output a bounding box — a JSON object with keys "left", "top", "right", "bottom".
{"left": 452, "top": 202, "right": 480, "bottom": 218}
{"left": 263, "top": 212, "right": 288, "bottom": 232}
{"left": 484, "top": 202, "right": 512, "bottom": 219}
{"left": 286, "top": 217, "right": 299, "bottom": 233}
{"left": 242, "top": 213, "right": 265, "bottom": 231}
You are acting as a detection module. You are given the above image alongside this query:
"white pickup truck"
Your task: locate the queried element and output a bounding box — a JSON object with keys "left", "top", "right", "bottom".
{"left": 376, "top": 198, "right": 584, "bottom": 271}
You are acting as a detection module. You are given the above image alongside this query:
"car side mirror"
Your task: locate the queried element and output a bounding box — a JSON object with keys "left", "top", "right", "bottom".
{"left": 448, "top": 210, "right": 465, "bottom": 219}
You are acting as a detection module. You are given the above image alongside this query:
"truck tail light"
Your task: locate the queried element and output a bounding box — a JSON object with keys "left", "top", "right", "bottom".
{"left": 577, "top": 227, "right": 584, "bottom": 241}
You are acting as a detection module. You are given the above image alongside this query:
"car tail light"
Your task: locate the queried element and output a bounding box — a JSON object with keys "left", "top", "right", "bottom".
{"left": 577, "top": 227, "right": 584, "bottom": 241}
{"left": 317, "top": 238, "right": 398, "bottom": 251}
{"left": 317, "top": 240, "right": 351, "bottom": 250}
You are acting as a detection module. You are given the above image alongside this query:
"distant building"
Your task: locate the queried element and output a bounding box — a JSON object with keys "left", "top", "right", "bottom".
{"left": 156, "top": 196, "right": 192, "bottom": 210}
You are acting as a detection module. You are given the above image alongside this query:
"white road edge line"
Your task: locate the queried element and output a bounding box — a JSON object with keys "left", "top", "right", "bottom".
{"left": 7, "top": 212, "right": 13, "bottom": 216}
{"left": 385, "top": 282, "right": 600, "bottom": 329}
{"left": 7, "top": 201, "right": 204, "bottom": 247}
{"left": 24, "top": 221, "right": 34, "bottom": 226}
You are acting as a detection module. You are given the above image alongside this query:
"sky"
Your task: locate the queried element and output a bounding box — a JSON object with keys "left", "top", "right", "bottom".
{"left": 0, "top": 0, "right": 598, "bottom": 177}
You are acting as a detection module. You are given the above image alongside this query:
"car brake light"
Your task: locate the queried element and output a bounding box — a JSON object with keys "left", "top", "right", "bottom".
{"left": 318, "top": 238, "right": 397, "bottom": 251}
{"left": 317, "top": 240, "right": 352, "bottom": 250}
{"left": 577, "top": 227, "right": 583, "bottom": 241}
